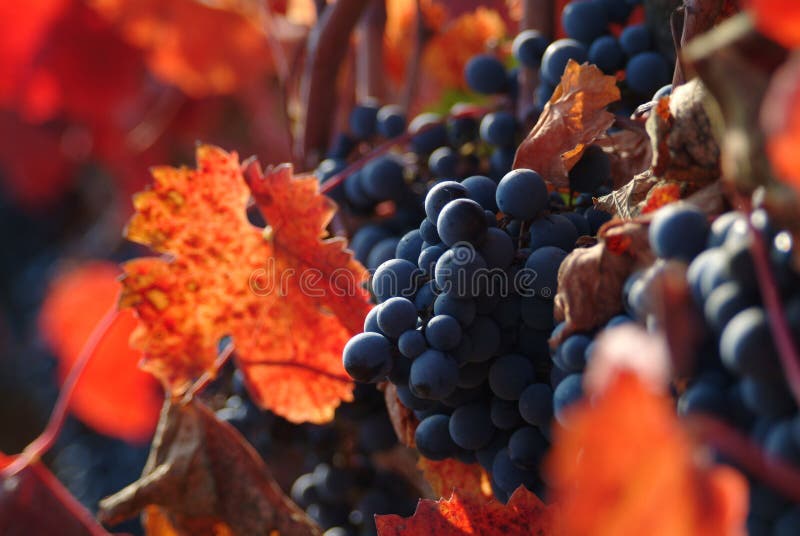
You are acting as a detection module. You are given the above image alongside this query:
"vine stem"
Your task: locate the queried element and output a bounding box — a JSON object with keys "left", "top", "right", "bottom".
{"left": 182, "top": 341, "right": 236, "bottom": 403}
{"left": 1, "top": 306, "right": 121, "bottom": 478}
{"left": 747, "top": 218, "right": 800, "bottom": 405}
{"left": 688, "top": 415, "right": 800, "bottom": 503}
{"left": 319, "top": 105, "right": 490, "bottom": 195}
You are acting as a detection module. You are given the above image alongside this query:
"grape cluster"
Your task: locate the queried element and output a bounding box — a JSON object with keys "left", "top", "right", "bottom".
{"left": 342, "top": 159, "right": 621, "bottom": 501}
{"left": 619, "top": 203, "right": 800, "bottom": 534}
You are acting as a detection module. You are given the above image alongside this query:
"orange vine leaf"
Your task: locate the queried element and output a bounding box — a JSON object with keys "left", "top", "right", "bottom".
{"left": 121, "top": 145, "right": 371, "bottom": 423}
{"left": 418, "top": 458, "right": 493, "bottom": 500}
{"left": 375, "top": 486, "right": 558, "bottom": 536}
{"left": 38, "top": 261, "right": 162, "bottom": 443}
{"left": 513, "top": 60, "right": 620, "bottom": 189}
{"left": 545, "top": 370, "right": 749, "bottom": 536}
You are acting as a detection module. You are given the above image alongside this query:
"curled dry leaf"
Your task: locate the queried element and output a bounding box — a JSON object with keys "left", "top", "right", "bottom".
{"left": 417, "top": 458, "right": 492, "bottom": 501}
{"left": 546, "top": 370, "right": 749, "bottom": 536}
{"left": 595, "top": 170, "right": 660, "bottom": 218}
{"left": 513, "top": 60, "right": 620, "bottom": 188}
{"left": 98, "top": 399, "right": 321, "bottom": 536}
{"left": 375, "top": 486, "right": 558, "bottom": 536}
{"left": 383, "top": 383, "right": 418, "bottom": 447}
{"left": 0, "top": 453, "right": 111, "bottom": 536}
{"left": 595, "top": 126, "right": 653, "bottom": 189}
{"left": 647, "top": 79, "right": 722, "bottom": 184}
{"left": 553, "top": 221, "right": 654, "bottom": 341}
{"left": 122, "top": 145, "right": 372, "bottom": 423}
{"left": 38, "top": 262, "right": 162, "bottom": 443}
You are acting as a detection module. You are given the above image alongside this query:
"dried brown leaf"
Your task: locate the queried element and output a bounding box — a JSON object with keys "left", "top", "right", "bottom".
{"left": 98, "top": 399, "right": 320, "bottom": 536}
{"left": 513, "top": 60, "right": 620, "bottom": 188}
{"left": 553, "top": 222, "right": 654, "bottom": 341}
{"left": 595, "top": 170, "right": 660, "bottom": 219}
{"left": 596, "top": 126, "right": 653, "bottom": 189}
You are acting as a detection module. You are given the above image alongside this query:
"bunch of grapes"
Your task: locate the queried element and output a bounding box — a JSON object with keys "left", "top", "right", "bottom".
{"left": 624, "top": 203, "right": 799, "bottom": 534}
{"left": 341, "top": 150, "right": 627, "bottom": 501}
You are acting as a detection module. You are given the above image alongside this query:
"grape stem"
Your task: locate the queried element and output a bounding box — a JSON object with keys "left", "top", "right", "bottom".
{"left": 1, "top": 306, "right": 121, "bottom": 478}
{"left": 356, "top": 0, "right": 386, "bottom": 102}
{"left": 183, "top": 341, "right": 237, "bottom": 403}
{"left": 747, "top": 218, "right": 800, "bottom": 406}
{"left": 688, "top": 415, "right": 800, "bottom": 503}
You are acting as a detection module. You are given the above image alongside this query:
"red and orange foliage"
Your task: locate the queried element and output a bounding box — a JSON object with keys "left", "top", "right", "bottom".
{"left": 88, "top": 0, "right": 309, "bottom": 97}
{"left": 39, "top": 261, "right": 162, "bottom": 443}
{"left": 747, "top": 0, "right": 800, "bottom": 48}
{"left": 384, "top": 0, "right": 506, "bottom": 92}
{"left": 120, "top": 145, "right": 372, "bottom": 423}
{"left": 546, "top": 371, "right": 749, "bottom": 536}
{"left": 375, "top": 486, "right": 557, "bottom": 536}
{"left": 418, "top": 458, "right": 493, "bottom": 500}
{"left": 763, "top": 53, "right": 800, "bottom": 195}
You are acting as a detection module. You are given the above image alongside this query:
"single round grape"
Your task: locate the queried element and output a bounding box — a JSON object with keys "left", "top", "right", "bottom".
{"left": 409, "top": 113, "right": 448, "bottom": 154}
{"left": 409, "top": 349, "right": 459, "bottom": 399}
{"left": 398, "top": 329, "right": 427, "bottom": 359}
{"left": 343, "top": 332, "right": 393, "bottom": 383}
{"left": 562, "top": 211, "right": 591, "bottom": 236}
{"left": 425, "top": 181, "right": 468, "bottom": 224}
{"left": 489, "top": 147, "right": 515, "bottom": 180}
{"left": 585, "top": 207, "right": 612, "bottom": 235}
{"left": 461, "top": 175, "right": 498, "bottom": 212}
{"left": 553, "top": 373, "right": 584, "bottom": 424}
{"left": 649, "top": 203, "right": 710, "bottom": 262}
{"left": 425, "top": 314, "right": 463, "bottom": 351}
{"left": 562, "top": 0, "right": 609, "bottom": 44}
{"left": 479, "top": 111, "right": 517, "bottom": 147}
{"left": 464, "top": 54, "right": 508, "bottom": 94}
{"left": 588, "top": 35, "right": 625, "bottom": 75}
{"left": 619, "top": 23, "right": 651, "bottom": 56}
{"left": 395, "top": 229, "right": 424, "bottom": 264}
{"left": 349, "top": 100, "right": 379, "bottom": 140}
{"left": 360, "top": 154, "right": 406, "bottom": 201}
{"left": 496, "top": 169, "right": 548, "bottom": 220}
{"left": 626, "top": 52, "right": 672, "bottom": 96}
{"left": 376, "top": 104, "right": 406, "bottom": 138}
{"left": 371, "top": 259, "right": 423, "bottom": 302}
{"left": 541, "top": 38, "right": 588, "bottom": 86}
{"left": 428, "top": 146, "right": 459, "bottom": 177}
{"left": 556, "top": 334, "right": 592, "bottom": 372}
{"left": 434, "top": 246, "right": 487, "bottom": 298}
{"left": 512, "top": 29, "right": 549, "bottom": 68}
{"left": 437, "top": 198, "right": 488, "bottom": 247}
{"left": 377, "top": 297, "right": 418, "bottom": 338}
{"left": 519, "top": 383, "right": 554, "bottom": 426}
{"left": 350, "top": 225, "right": 391, "bottom": 263}
{"left": 492, "top": 448, "right": 540, "bottom": 494}
{"left": 419, "top": 218, "right": 441, "bottom": 244}
{"left": 396, "top": 383, "right": 433, "bottom": 410}
{"left": 479, "top": 227, "right": 516, "bottom": 269}
{"left": 449, "top": 403, "right": 496, "bottom": 450}
{"left": 415, "top": 414, "right": 458, "bottom": 460}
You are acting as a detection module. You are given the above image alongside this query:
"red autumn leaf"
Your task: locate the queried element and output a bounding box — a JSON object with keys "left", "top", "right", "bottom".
{"left": 417, "top": 458, "right": 493, "bottom": 500}
{"left": 89, "top": 0, "right": 309, "bottom": 97}
{"left": 747, "top": 0, "right": 800, "bottom": 48}
{"left": 0, "top": 453, "right": 111, "bottom": 535}
{"left": 121, "top": 145, "right": 372, "bottom": 423}
{"left": 513, "top": 60, "right": 621, "bottom": 188}
{"left": 375, "top": 486, "right": 558, "bottom": 536}
{"left": 546, "top": 369, "right": 749, "bottom": 536}
{"left": 38, "top": 261, "right": 162, "bottom": 443}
